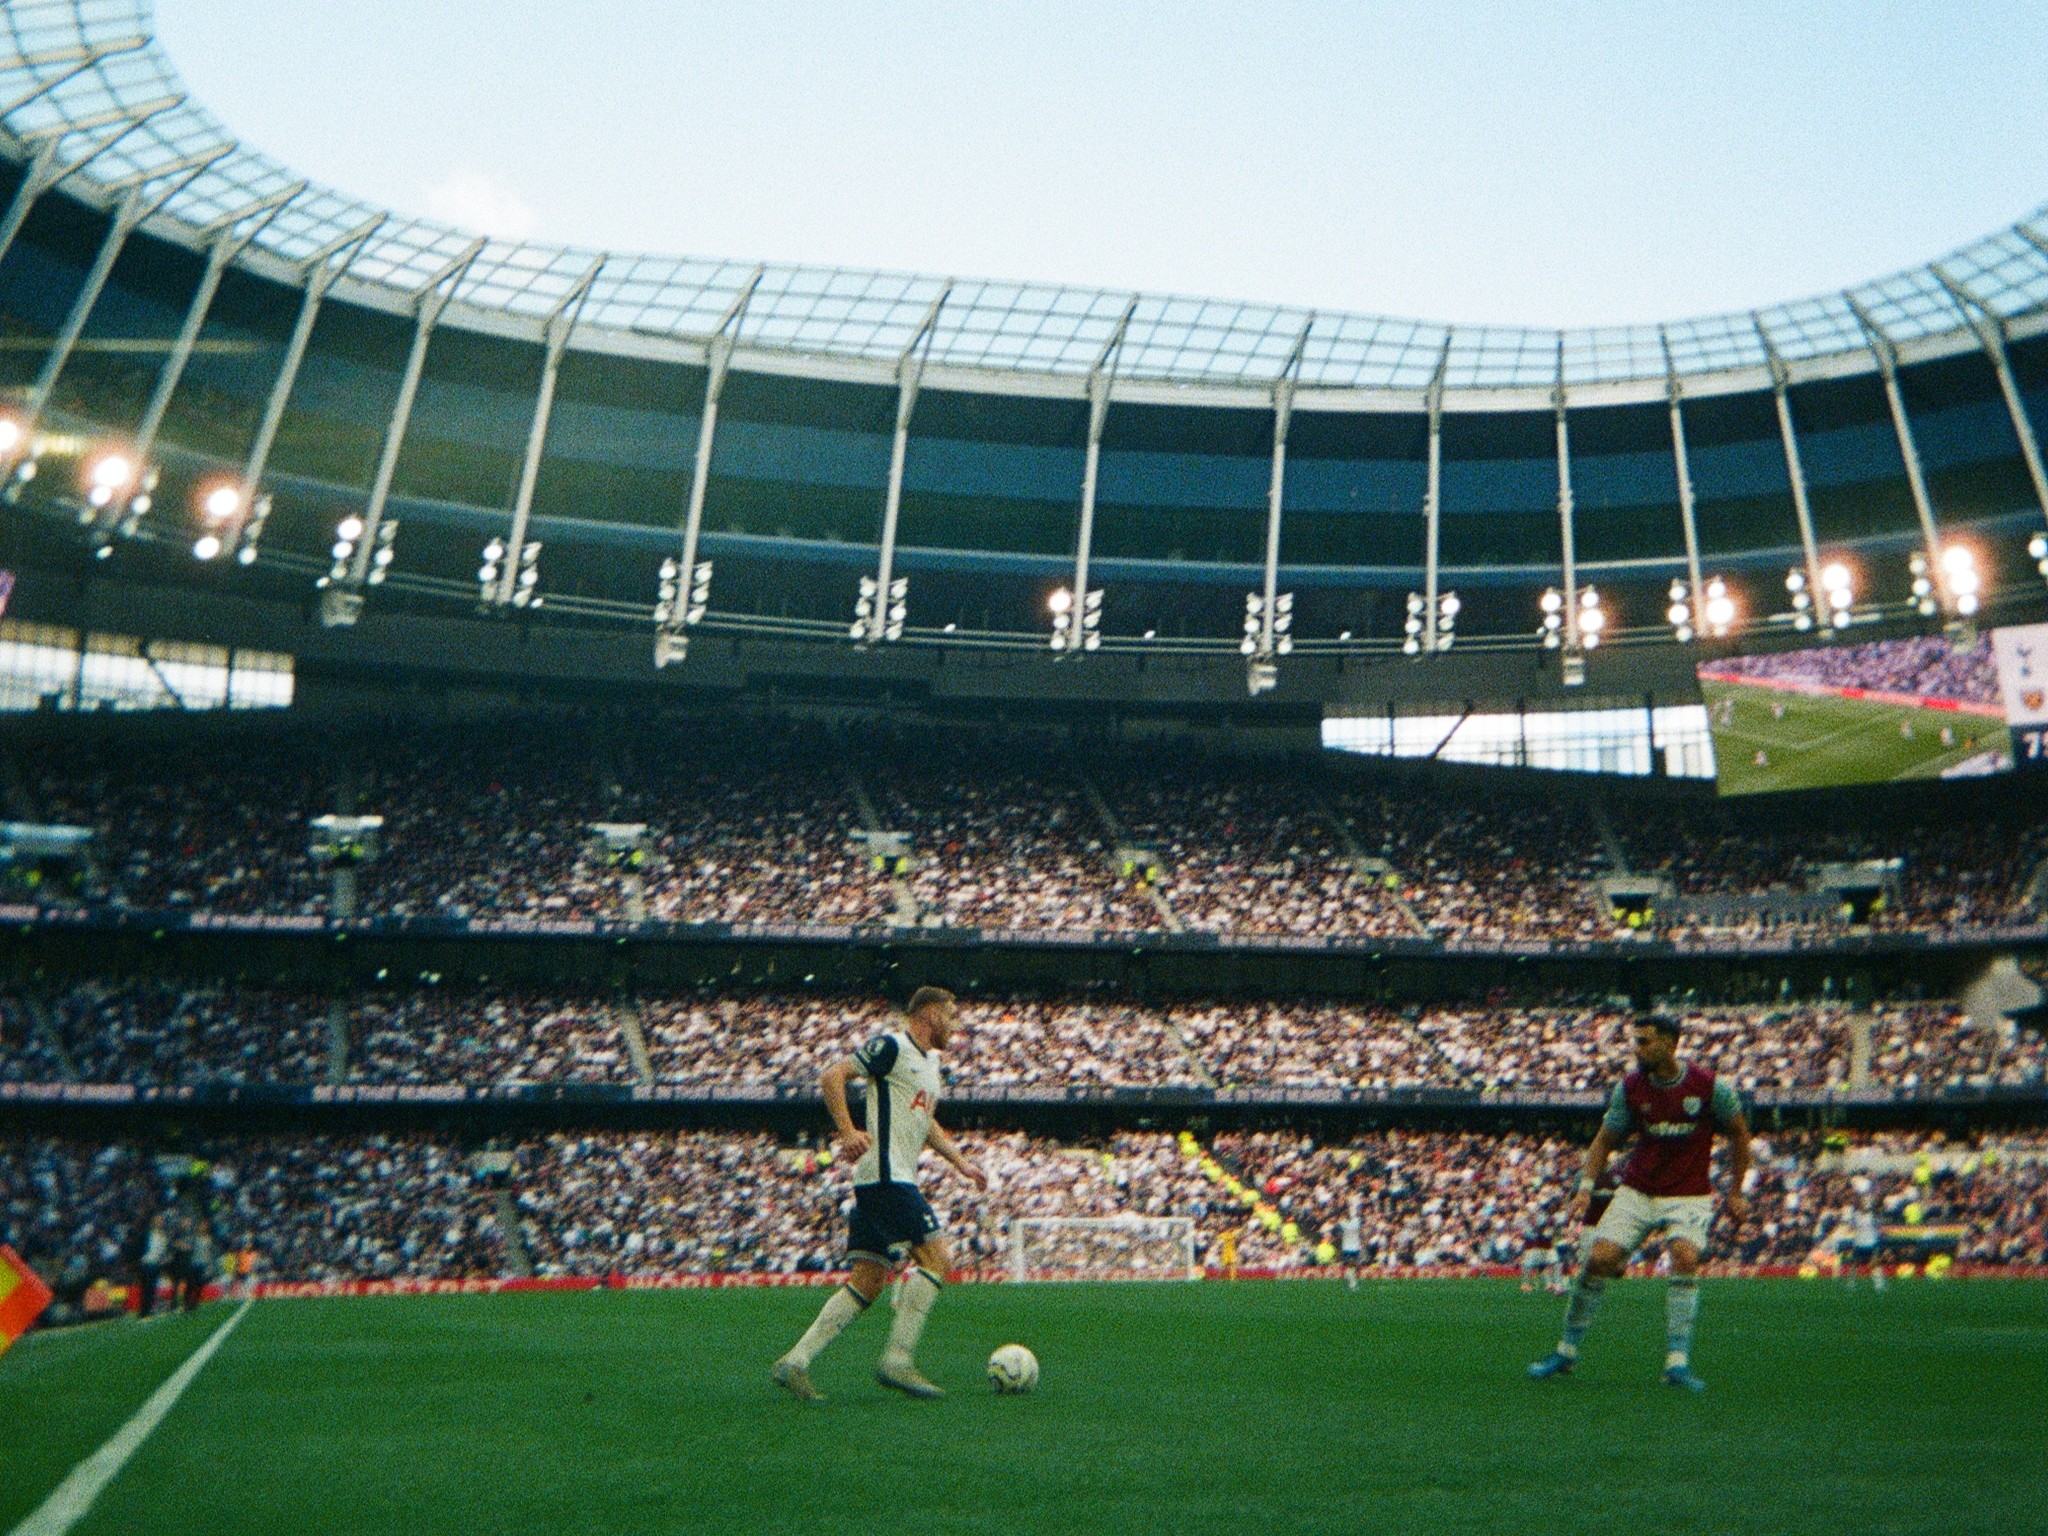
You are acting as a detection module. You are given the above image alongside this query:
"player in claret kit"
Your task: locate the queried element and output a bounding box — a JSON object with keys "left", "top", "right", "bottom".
{"left": 1528, "top": 1013, "right": 1752, "bottom": 1391}
{"left": 772, "top": 986, "right": 987, "bottom": 1403}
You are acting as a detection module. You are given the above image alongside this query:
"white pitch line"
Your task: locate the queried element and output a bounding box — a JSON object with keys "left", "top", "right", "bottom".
{"left": 8, "top": 1301, "right": 252, "bottom": 1536}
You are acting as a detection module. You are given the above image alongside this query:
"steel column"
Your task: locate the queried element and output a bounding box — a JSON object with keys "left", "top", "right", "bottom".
{"left": 493, "top": 257, "right": 602, "bottom": 605}
{"left": 21, "top": 185, "right": 143, "bottom": 434}
{"left": 674, "top": 268, "right": 761, "bottom": 624}
{"left": 1256, "top": 316, "right": 1314, "bottom": 660}
{"left": 1846, "top": 294, "right": 1943, "bottom": 586}
{"left": 1066, "top": 297, "right": 1136, "bottom": 656}
{"left": 1934, "top": 266, "right": 2048, "bottom": 530}
{"left": 867, "top": 285, "right": 950, "bottom": 643}
{"left": 348, "top": 237, "right": 485, "bottom": 586}
{"left": 1553, "top": 342, "right": 1579, "bottom": 649}
{"left": 239, "top": 216, "right": 383, "bottom": 493}
{"left": 131, "top": 185, "right": 303, "bottom": 471}
{"left": 1421, "top": 338, "right": 1449, "bottom": 654}
{"left": 1754, "top": 317, "right": 1824, "bottom": 603}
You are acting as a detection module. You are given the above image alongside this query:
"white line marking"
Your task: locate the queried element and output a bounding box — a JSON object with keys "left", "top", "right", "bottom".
{"left": 8, "top": 1301, "right": 252, "bottom": 1536}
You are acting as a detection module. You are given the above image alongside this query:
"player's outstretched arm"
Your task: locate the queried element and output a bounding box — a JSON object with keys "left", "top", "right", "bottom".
{"left": 821, "top": 1057, "right": 871, "bottom": 1162}
{"left": 925, "top": 1118, "right": 989, "bottom": 1189}
{"left": 1722, "top": 1111, "right": 1753, "bottom": 1227}
{"left": 1572, "top": 1126, "right": 1619, "bottom": 1222}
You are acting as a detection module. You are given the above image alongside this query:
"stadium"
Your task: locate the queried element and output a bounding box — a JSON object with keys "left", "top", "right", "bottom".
{"left": 1, "top": 3, "right": 2045, "bottom": 1533}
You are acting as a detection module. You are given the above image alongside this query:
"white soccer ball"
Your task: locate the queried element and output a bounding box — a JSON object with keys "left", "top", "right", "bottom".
{"left": 987, "top": 1343, "right": 1038, "bottom": 1394}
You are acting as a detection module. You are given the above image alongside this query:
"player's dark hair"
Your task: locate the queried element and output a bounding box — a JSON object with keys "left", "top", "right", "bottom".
{"left": 1634, "top": 1011, "right": 1683, "bottom": 1041}
{"left": 906, "top": 985, "right": 956, "bottom": 1017}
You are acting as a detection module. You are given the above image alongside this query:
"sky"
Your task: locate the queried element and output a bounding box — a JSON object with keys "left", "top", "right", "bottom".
{"left": 152, "top": 1, "right": 2048, "bottom": 329}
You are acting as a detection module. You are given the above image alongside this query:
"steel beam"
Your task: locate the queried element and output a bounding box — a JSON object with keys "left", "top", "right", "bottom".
{"left": 1551, "top": 339, "right": 1583, "bottom": 651}
{"left": 1421, "top": 337, "right": 1450, "bottom": 654}
{"left": 1754, "top": 315, "right": 1825, "bottom": 605}
{"left": 0, "top": 36, "right": 149, "bottom": 119}
{"left": 240, "top": 216, "right": 384, "bottom": 493}
{"left": 867, "top": 285, "right": 950, "bottom": 643}
{"left": 0, "top": 97, "right": 179, "bottom": 275}
{"left": 1065, "top": 297, "right": 1136, "bottom": 656}
{"left": 1934, "top": 265, "right": 2048, "bottom": 530}
{"left": 1659, "top": 327, "right": 1705, "bottom": 631}
{"left": 348, "top": 237, "right": 485, "bottom": 585}
{"left": 493, "top": 256, "right": 603, "bottom": 605}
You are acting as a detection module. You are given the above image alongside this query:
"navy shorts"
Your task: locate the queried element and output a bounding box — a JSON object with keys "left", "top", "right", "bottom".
{"left": 847, "top": 1181, "right": 941, "bottom": 1265}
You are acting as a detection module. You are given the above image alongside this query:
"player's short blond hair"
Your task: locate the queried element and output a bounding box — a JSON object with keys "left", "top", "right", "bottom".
{"left": 906, "top": 985, "right": 956, "bottom": 1018}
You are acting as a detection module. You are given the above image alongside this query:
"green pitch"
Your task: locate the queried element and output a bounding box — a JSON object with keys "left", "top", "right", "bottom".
{"left": 7, "top": 1281, "right": 2045, "bottom": 1536}
{"left": 1700, "top": 679, "right": 2009, "bottom": 796}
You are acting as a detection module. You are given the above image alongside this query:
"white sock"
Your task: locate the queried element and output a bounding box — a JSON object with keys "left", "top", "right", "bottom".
{"left": 785, "top": 1284, "right": 868, "bottom": 1369}
{"left": 880, "top": 1268, "right": 942, "bottom": 1366}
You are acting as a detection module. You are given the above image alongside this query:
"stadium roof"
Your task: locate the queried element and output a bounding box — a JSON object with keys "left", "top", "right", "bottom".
{"left": 3, "top": 0, "right": 2048, "bottom": 406}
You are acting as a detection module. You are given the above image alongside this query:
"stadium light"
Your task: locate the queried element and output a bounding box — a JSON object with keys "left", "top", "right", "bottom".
{"left": 201, "top": 483, "right": 243, "bottom": 522}
{"left": 1938, "top": 542, "right": 1983, "bottom": 618}
{"left": 1819, "top": 560, "right": 1854, "bottom": 630}
{"left": 1671, "top": 576, "right": 1737, "bottom": 642}
{"left": 1578, "top": 585, "right": 1606, "bottom": 649}
{"left": 192, "top": 533, "right": 222, "bottom": 561}
{"left": 0, "top": 417, "right": 20, "bottom": 455}
{"left": 83, "top": 448, "right": 135, "bottom": 510}
{"left": 234, "top": 493, "right": 273, "bottom": 567}
{"left": 2031, "top": 532, "right": 2048, "bottom": 581}
{"left": 1786, "top": 567, "right": 1814, "bottom": 631}
{"left": 1538, "top": 587, "right": 1564, "bottom": 649}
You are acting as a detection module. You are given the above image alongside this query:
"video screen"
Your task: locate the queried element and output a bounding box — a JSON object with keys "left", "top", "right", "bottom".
{"left": 1698, "top": 631, "right": 2014, "bottom": 796}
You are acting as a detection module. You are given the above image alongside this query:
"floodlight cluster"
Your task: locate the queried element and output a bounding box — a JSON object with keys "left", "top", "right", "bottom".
{"left": 1049, "top": 585, "right": 1102, "bottom": 652}
{"left": 1667, "top": 577, "right": 1737, "bottom": 643}
{"left": 1401, "top": 590, "right": 1458, "bottom": 655}
{"left": 478, "top": 539, "right": 541, "bottom": 607}
{"left": 1241, "top": 591, "right": 1294, "bottom": 657}
{"left": 853, "top": 575, "right": 908, "bottom": 642}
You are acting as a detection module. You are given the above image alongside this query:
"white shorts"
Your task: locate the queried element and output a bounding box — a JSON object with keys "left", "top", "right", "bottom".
{"left": 1590, "top": 1186, "right": 1714, "bottom": 1256}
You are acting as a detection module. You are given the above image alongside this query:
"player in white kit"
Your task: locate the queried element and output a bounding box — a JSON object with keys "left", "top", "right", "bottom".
{"left": 1339, "top": 1199, "right": 1364, "bottom": 1289}
{"left": 773, "top": 987, "right": 987, "bottom": 1402}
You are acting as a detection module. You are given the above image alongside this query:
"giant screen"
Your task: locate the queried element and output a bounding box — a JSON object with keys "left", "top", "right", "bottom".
{"left": 1695, "top": 629, "right": 2035, "bottom": 795}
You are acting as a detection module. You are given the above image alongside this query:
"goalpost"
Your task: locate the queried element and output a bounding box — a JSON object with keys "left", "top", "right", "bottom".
{"left": 1008, "top": 1216, "right": 1199, "bottom": 1282}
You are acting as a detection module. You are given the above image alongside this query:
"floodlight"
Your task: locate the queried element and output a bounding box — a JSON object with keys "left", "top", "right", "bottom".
{"left": 89, "top": 453, "right": 133, "bottom": 491}
{"left": 1438, "top": 593, "right": 1460, "bottom": 618}
{"left": 0, "top": 418, "right": 19, "bottom": 454}
{"left": 1539, "top": 589, "right": 1563, "bottom": 614}
{"left": 192, "top": 534, "right": 221, "bottom": 561}
{"left": 1940, "top": 544, "right": 1974, "bottom": 575}
{"left": 1048, "top": 587, "right": 1073, "bottom": 615}
{"left": 1786, "top": 570, "right": 1806, "bottom": 592}
{"left": 1406, "top": 593, "right": 1424, "bottom": 616}
{"left": 1668, "top": 603, "right": 1690, "bottom": 626}
{"left": 202, "top": 484, "right": 242, "bottom": 521}
{"left": 1580, "top": 609, "right": 1606, "bottom": 634}
{"left": 2030, "top": 533, "right": 2047, "bottom": 561}
{"left": 130, "top": 494, "right": 150, "bottom": 515}
{"left": 1821, "top": 562, "right": 1851, "bottom": 592}
{"left": 1668, "top": 579, "right": 1687, "bottom": 602}
{"left": 1705, "top": 593, "right": 1737, "bottom": 629}
{"left": 236, "top": 545, "right": 258, "bottom": 567}
{"left": 332, "top": 541, "right": 354, "bottom": 562}
{"left": 337, "top": 516, "right": 366, "bottom": 542}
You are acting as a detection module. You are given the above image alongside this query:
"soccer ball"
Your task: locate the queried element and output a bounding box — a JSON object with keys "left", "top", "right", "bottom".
{"left": 987, "top": 1343, "right": 1038, "bottom": 1394}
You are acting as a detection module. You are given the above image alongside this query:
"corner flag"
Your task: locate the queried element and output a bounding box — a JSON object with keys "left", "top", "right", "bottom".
{"left": 0, "top": 1244, "right": 53, "bottom": 1356}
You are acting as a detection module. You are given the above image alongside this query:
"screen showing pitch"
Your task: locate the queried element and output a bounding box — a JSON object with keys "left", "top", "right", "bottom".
{"left": 1696, "top": 631, "right": 2017, "bottom": 796}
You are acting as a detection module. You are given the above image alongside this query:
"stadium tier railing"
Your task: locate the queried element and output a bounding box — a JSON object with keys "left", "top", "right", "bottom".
{"left": 4, "top": 900, "right": 2045, "bottom": 961}
{"left": 5, "top": 1079, "right": 2041, "bottom": 1113}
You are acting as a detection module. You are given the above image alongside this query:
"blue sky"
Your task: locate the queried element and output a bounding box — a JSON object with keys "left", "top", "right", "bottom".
{"left": 154, "top": 1, "right": 2048, "bottom": 328}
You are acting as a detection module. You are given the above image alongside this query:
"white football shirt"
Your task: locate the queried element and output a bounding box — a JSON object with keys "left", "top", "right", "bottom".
{"left": 852, "top": 1029, "right": 942, "bottom": 1187}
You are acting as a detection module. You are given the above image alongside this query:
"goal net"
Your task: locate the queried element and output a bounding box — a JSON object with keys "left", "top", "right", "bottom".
{"left": 1008, "top": 1216, "right": 1198, "bottom": 1282}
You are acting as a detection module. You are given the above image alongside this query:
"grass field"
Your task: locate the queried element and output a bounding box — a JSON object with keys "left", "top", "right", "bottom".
{"left": 7, "top": 1280, "right": 2047, "bottom": 1536}
{"left": 1700, "top": 679, "right": 2009, "bottom": 796}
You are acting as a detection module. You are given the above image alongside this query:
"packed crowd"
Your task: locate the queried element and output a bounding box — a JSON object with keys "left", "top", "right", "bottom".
{"left": 5, "top": 980, "right": 2041, "bottom": 1096}
{"left": 1703, "top": 634, "right": 2003, "bottom": 708}
{"left": 6, "top": 1126, "right": 2042, "bottom": 1290}
{"left": 11, "top": 712, "right": 2045, "bottom": 945}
